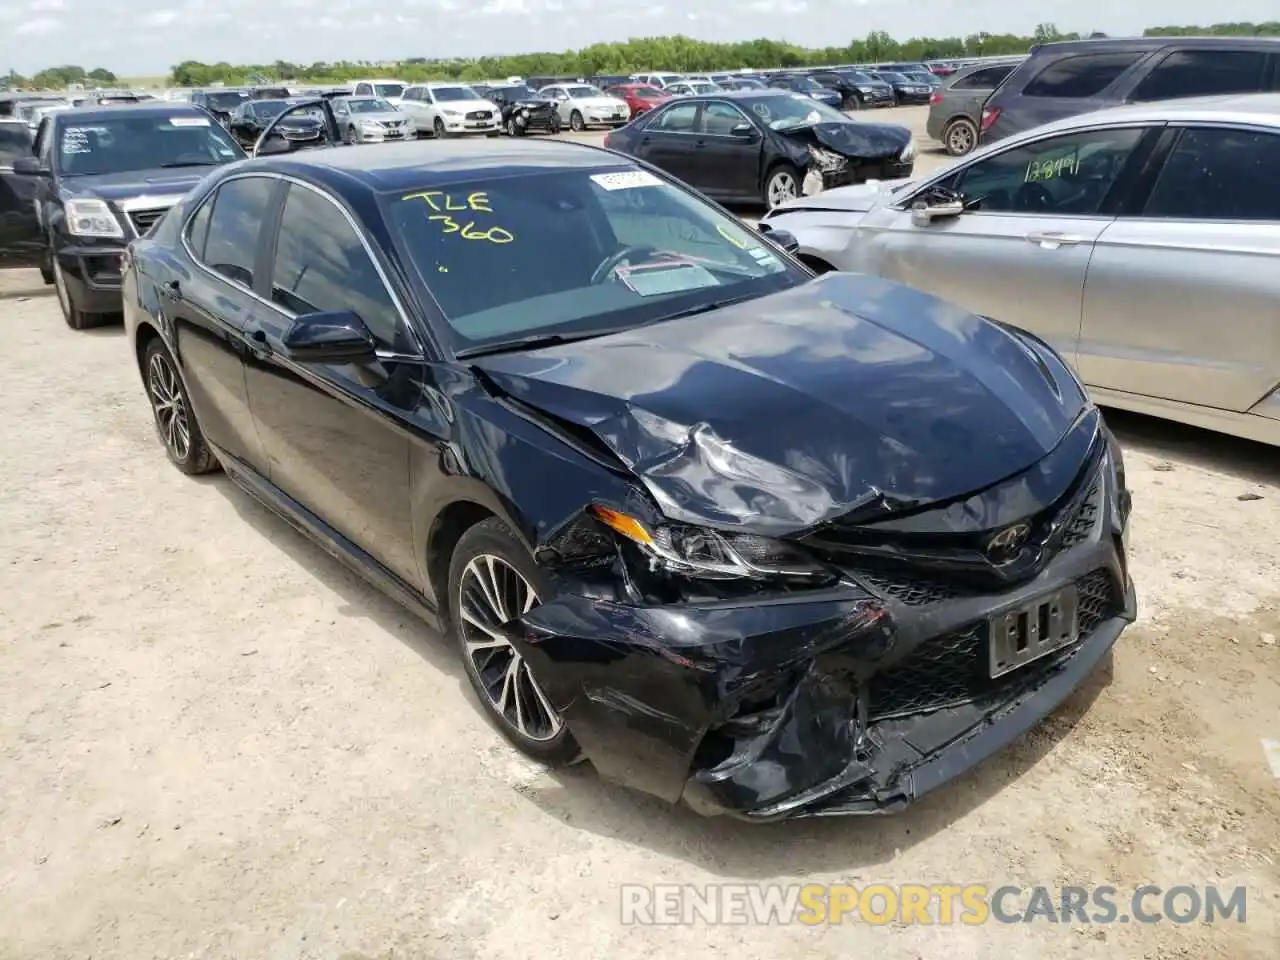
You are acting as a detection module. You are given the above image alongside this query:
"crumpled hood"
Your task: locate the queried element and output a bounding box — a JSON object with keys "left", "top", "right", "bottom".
{"left": 59, "top": 169, "right": 213, "bottom": 201}
{"left": 767, "top": 177, "right": 918, "bottom": 215}
{"left": 472, "top": 273, "right": 1087, "bottom": 534}
{"left": 782, "top": 120, "right": 913, "bottom": 159}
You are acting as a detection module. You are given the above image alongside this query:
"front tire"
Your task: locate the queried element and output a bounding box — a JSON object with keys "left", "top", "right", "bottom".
{"left": 143, "top": 338, "right": 218, "bottom": 475}
{"left": 763, "top": 163, "right": 800, "bottom": 210}
{"left": 433, "top": 117, "right": 447, "bottom": 139}
{"left": 845, "top": 94, "right": 862, "bottom": 111}
{"left": 569, "top": 109, "right": 585, "bottom": 132}
{"left": 448, "top": 518, "right": 580, "bottom": 766}
{"left": 52, "top": 257, "right": 104, "bottom": 330}
{"left": 942, "top": 117, "right": 978, "bottom": 157}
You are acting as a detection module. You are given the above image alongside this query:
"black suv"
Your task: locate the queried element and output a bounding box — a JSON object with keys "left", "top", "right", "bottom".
{"left": 5, "top": 103, "right": 245, "bottom": 328}
{"left": 981, "top": 36, "right": 1280, "bottom": 144}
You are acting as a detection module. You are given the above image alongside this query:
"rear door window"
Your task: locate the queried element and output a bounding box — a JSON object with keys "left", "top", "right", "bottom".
{"left": 953, "top": 66, "right": 1013, "bottom": 90}
{"left": 1141, "top": 127, "right": 1280, "bottom": 221}
{"left": 1022, "top": 52, "right": 1142, "bottom": 98}
{"left": 1128, "top": 49, "right": 1270, "bottom": 101}
{"left": 0, "top": 124, "right": 30, "bottom": 165}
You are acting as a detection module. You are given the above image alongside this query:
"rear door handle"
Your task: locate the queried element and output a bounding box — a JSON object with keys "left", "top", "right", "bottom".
{"left": 1026, "top": 231, "right": 1084, "bottom": 249}
{"left": 693, "top": 139, "right": 706, "bottom": 149}
{"left": 161, "top": 279, "right": 181, "bottom": 300}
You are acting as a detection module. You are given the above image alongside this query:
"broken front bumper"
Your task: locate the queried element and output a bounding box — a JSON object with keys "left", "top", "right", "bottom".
{"left": 509, "top": 534, "right": 1135, "bottom": 821}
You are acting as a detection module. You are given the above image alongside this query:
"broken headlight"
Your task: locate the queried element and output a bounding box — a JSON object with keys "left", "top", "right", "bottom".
{"left": 590, "top": 505, "right": 828, "bottom": 581}
{"left": 899, "top": 140, "right": 916, "bottom": 162}
{"left": 807, "top": 145, "right": 848, "bottom": 173}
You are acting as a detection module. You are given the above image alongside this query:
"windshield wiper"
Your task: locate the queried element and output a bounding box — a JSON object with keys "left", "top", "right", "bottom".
{"left": 455, "top": 328, "right": 619, "bottom": 359}
{"left": 159, "top": 160, "right": 222, "bottom": 168}
{"left": 653, "top": 293, "right": 761, "bottom": 322}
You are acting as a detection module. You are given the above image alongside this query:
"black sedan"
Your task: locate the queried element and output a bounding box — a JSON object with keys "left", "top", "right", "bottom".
{"left": 871, "top": 70, "right": 935, "bottom": 105}
{"left": 483, "top": 84, "right": 562, "bottom": 136}
{"left": 227, "top": 98, "right": 327, "bottom": 150}
{"left": 121, "top": 136, "right": 1134, "bottom": 821}
{"left": 3, "top": 103, "right": 244, "bottom": 328}
{"left": 605, "top": 90, "right": 914, "bottom": 208}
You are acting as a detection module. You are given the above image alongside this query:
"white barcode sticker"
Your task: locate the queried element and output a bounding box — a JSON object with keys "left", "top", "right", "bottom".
{"left": 591, "top": 170, "right": 663, "bottom": 191}
{"left": 169, "top": 116, "right": 210, "bottom": 127}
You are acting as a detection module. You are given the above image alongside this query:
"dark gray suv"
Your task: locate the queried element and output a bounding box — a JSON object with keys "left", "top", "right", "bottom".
{"left": 981, "top": 36, "right": 1280, "bottom": 144}
{"left": 925, "top": 61, "right": 1018, "bottom": 155}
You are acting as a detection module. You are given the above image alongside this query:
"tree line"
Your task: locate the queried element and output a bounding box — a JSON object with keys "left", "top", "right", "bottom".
{"left": 3, "top": 64, "right": 117, "bottom": 91}
{"left": 5, "top": 21, "right": 1280, "bottom": 91}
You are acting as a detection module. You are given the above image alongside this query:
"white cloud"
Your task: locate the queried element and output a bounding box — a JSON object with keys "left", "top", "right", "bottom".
{"left": 14, "top": 16, "right": 59, "bottom": 34}
{"left": 6, "top": 0, "right": 1280, "bottom": 76}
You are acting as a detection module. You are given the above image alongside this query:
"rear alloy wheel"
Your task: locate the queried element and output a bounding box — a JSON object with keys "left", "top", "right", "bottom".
{"left": 53, "top": 257, "right": 102, "bottom": 330}
{"left": 433, "top": 117, "right": 447, "bottom": 139}
{"left": 764, "top": 164, "right": 800, "bottom": 209}
{"left": 449, "top": 518, "right": 580, "bottom": 765}
{"left": 143, "top": 339, "right": 218, "bottom": 475}
{"left": 569, "top": 109, "right": 585, "bottom": 132}
{"left": 943, "top": 117, "right": 978, "bottom": 157}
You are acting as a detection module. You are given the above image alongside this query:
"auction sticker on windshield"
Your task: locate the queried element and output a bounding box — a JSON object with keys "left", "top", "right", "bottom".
{"left": 591, "top": 170, "right": 663, "bottom": 191}
{"left": 169, "top": 116, "right": 211, "bottom": 127}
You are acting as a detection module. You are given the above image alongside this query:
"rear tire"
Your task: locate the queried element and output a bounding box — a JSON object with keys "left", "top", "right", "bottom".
{"left": 447, "top": 517, "right": 581, "bottom": 766}
{"left": 942, "top": 117, "right": 978, "bottom": 157}
{"left": 143, "top": 338, "right": 218, "bottom": 475}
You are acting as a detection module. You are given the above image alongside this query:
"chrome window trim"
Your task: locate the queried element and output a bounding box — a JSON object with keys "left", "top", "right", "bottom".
{"left": 179, "top": 170, "right": 428, "bottom": 357}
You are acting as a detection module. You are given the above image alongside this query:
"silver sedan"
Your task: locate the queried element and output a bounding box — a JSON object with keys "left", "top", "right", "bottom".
{"left": 331, "top": 96, "right": 412, "bottom": 143}
{"left": 761, "top": 92, "right": 1280, "bottom": 447}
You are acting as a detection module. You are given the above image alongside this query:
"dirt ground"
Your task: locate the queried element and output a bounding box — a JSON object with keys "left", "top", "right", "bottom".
{"left": 2, "top": 114, "right": 1278, "bottom": 959}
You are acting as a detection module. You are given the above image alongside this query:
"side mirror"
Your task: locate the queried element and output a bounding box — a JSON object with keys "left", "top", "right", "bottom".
{"left": 729, "top": 122, "right": 757, "bottom": 138}
{"left": 910, "top": 197, "right": 965, "bottom": 227}
{"left": 12, "top": 156, "right": 48, "bottom": 176}
{"left": 255, "top": 134, "right": 291, "bottom": 155}
{"left": 281, "top": 310, "right": 377, "bottom": 364}
{"left": 757, "top": 225, "right": 800, "bottom": 253}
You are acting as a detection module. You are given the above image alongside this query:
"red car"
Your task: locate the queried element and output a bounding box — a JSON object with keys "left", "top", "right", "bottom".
{"left": 605, "top": 83, "right": 672, "bottom": 119}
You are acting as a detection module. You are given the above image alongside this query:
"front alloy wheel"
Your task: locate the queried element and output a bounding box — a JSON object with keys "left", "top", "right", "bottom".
{"left": 765, "top": 165, "right": 800, "bottom": 209}
{"left": 459, "top": 555, "right": 562, "bottom": 742}
{"left": 569, "top": 109, "right": 585, "bottom": 132}
{"left": 433, "top": 117, "right": 447, "bottom": 139}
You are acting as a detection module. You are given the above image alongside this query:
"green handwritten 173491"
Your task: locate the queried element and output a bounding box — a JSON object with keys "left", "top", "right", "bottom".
{"left": 401, "top": 189, "right": 514, "bottom": 244}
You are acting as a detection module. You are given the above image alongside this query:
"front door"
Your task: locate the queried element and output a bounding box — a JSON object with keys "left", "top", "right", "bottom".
{"left": 167, "top": 174, "right": 278, "bottom": 471}
{"left": 0, "top": 123, "right": 42, "bottom": 267}
{"left": 694, "top": 101, "right": 760, "bottom": 200}
{"left": 862, "top": 124, "right": 1152, "bottom": 365}
{"left": 633, "top": 102, "right": 702, "bottom": 187}
{"left": 241, "top": 179, "right": 423, "bottom": 587}
{"left": 1079, "top": 124, "right": 1280, "bottom": 412}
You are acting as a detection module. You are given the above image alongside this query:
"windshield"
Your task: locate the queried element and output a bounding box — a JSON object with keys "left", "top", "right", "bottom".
{"left": 566, "top": 85, "right": 605, "bottom": 98}
{"left": 431, "top": 86, "right": 479, "bottom": 102}
{"left": 349, "top": 98, "right": 395, "bottom": 113}
{"left": 56, "top": 114, "right": 243, "bottom": 176}
{"left": 374, "top": 83, "right": 406, "bottom": 98}
{"left": 878, "top": 72, "right": 907, "bottom": 83}
{"left": 743, "top": 94, "right": 848, "bottom": 130}
{"left": 384, "top": 167, "right": 804, "bottom": 354}
{"left": 689, "top": 82, "right": 720, "bottom": 93}
{"left": 207, "top": 92, "right": 249, "bottom": 110}
{"left": 0, "top": 125, "right": 30, "bottom": 165}
{"left": 848, "top": 72, "right": 876, "bottom": 83}
{"left": 631, "top": 86, "right": 664, "bottom": 98}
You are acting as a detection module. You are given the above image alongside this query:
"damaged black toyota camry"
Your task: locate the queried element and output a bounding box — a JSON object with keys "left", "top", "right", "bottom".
{"left": 122, "top": 135, "right": 1135, "bottom": 821}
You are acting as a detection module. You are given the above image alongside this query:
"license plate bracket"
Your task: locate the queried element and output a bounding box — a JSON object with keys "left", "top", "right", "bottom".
{"left": 988, "top": 585, "right": 1079, "bottom": 678}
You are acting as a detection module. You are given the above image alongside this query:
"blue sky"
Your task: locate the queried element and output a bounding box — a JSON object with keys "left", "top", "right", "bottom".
{"left": 3, "top": 0, "right": 1276, "bottom": 76}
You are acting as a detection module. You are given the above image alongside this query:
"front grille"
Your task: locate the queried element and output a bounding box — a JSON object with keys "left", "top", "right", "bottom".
{"left": 282, "top": 127, "right": 318, "bottom": 140}
{"left": 127, "top": 206, "right": 170, "bottom": 237}
{"left": 1060, "top": 478, "right": 1101, "bottom": 547}
{"left": 853, "top": 568, "right": 962, "bottom": 606}
{"left": 465, "top": 110, "right": 493, "bottom": 121}
{"left": 866, "top": 569, "right": 1119, "bottom": 720}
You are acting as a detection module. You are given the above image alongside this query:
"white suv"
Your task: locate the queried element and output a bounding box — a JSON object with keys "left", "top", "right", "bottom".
{"left": 349, "top": 79, "right": 409, "bottom": 105}
{"left": 399, "top": 83, "right": 501, "bottom": 138}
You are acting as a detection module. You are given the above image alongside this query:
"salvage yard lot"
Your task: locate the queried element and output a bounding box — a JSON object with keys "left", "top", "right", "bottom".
{"left": 2, "top": 107, "right": 1279, "bottom": 958}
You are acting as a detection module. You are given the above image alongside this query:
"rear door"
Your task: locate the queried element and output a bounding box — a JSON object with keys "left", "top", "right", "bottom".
{"left": 0, "top": 122, "right": 42, "bottom": 267}
{"left": 1079, "top": 124, "right": 1280, "bottom": 413}
{"left": 984, "top": 50, "right": 1147, "bottom": 142}
{"left": 863, "top": 124, "right": 1154, "bottom": 364}
{"left": 241, "top": 180, "right": 423, "bottom": 587}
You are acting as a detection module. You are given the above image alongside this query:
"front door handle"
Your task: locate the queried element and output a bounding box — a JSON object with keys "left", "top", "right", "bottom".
{"left": 1026, "top": 231, "right": 1084, "bottom": 249}
{"left": 693, "top": 139, "right": 706, "bottom": 149}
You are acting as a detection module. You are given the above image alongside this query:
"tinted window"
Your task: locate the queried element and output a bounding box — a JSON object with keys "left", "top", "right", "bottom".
{"left": 271, "top": 185, "right": 401, "bottom": 346}
{"left": 0, "top": 124, "right": 30, "bottom": 164}
{"left": 203, "top": 177, "right": 275, "bottom": 286}
{"left": 384, "top": 167, "right": 801, "bottom": 353}
{"left": 185, "top": 195, "right": 213, "bottom": 259}
{"left": 1142, "top": 127, "right": 1280, "bottom": 221}
{"left": 650, "top": 103, "right": 698, "bottom": 132}
{"left": 1129, "top": 49, "right": 1269, "bottom": 101}
{"left": 953, "top": 127, "right": 1145, "bottom": 215}
{"left": 1022, "top": 52, "right": 1140, "bottom": 98}
{"left": 700, "top": 102, "right": 749, "bottom": 135}
{"left": 952, "top": 65, "right": 1013, "bottom": 90}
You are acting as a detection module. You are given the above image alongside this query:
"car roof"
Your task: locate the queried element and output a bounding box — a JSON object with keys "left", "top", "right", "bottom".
{"left": 51, "top": 102, "right": 209, "bottom": 124}
{"left": 1031, "top": 35, "right": 1280, "bottom": 54}
{"left": 247, "top": 138, "right": 633, "bottom": 192}
{"left": 1033, "top": 91, "right": 1280, "bottom": 133}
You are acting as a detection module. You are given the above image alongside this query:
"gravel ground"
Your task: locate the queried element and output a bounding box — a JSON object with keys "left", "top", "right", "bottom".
{"left": 1, "top": 107, "right": 1278, "bottom": 959}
